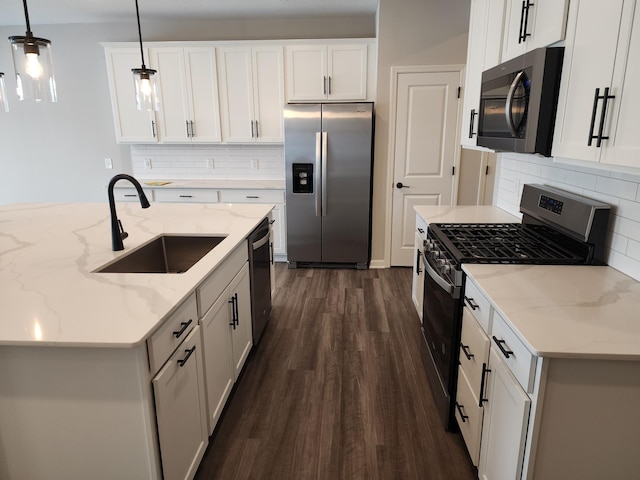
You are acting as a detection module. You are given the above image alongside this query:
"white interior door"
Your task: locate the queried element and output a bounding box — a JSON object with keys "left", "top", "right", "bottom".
{"left": 390, "top": 67, "right": 462, "bottom": 266}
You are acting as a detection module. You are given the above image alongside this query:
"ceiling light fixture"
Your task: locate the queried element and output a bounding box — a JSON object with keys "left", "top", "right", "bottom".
{"left": 0, "top": 73, "right": 8, "bottom": 111}
{"left": 8, "top": 0, "right": 57, "bottom": 102}
{"left": 132, "top": 0, "right": 159, "bottom": 111}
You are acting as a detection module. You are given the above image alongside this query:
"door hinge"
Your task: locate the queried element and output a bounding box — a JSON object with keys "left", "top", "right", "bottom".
{"left": 452, "top": 166, "right": 456, "bottom": 175}
{"left": 457, "top": 86, "right": 461, "bottom": 98}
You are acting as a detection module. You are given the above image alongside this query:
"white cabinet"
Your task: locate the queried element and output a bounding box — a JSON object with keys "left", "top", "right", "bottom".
{"left": 501, "top": 0, "right": 569, "bottom": 61}
{"left": 411, "top": 214, "right": 427, "bottom": 320}
{"left": 552, "top": 0, "right": 640, "bottom": 168}
{"left": 457, "top": 149, "right": 497, "bottom": 205}
{"left": 104, "top": 47, "right": 158, "bottom": 143}
{"left": 217, "top": 45, "right": 284, "bottom": 143}
{"left": 150, "top": 46, "right": 222, "bottom": 143}
{"left": 285, "top": 43, "right": 368, "bottom": 101}
{"left": 228, "top": 263, "right": 252, "bottom": 377}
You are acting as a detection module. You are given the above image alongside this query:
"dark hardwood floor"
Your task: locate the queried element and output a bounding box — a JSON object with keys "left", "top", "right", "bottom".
{"left": 195, "top": 263, "right": 476, "bottom": 480}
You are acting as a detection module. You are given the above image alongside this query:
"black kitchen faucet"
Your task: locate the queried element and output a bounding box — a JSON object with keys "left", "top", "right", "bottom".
{"left": 107, "top": 174, "right": 150, "bottom": 251}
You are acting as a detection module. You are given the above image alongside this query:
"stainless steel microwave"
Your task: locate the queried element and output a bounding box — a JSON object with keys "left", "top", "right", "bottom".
{"left": 477, "top": 47, "right": 564, "bottom": 157}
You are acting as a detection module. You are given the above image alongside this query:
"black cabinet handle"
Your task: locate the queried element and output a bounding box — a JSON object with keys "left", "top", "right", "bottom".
{"left": 417, "top": 227, "right": 424, "bottom": 234}
{"left": 190, "top": 121, "right": 195, "bottom": 138}
{"left": 493, "top": 335, "right": 514, "bottom": 358}
{"left": 518, "top": 1, "right": 534, "bottom": 43}
{"left": 460, "top": 342, "right": 474, "bottom": 360}
{"left": 186, "top": 120, "right": 190, "bottom": 138}
{"left": 233, "top": 293, "right": 239, "bottom": 325}
{"left": 588, "top": 87, "right": 616, "bottom": 147}
{"left": 323, "top": 76, "right": 327, "bottom": 95}
{"left": 251, "top": 120, "right": 255, "bottom": 138}
{"left": 588, "top": 88, "right": 600, "bottom": 146}
{"left": 416, "top": 249, "right": 422, "bottom": 275}
{"left": 151, "top": 120, "right": 156, "bottom": 138}
{"left": 255, "top": 120, "right": 260, "bottom": 138}
{"left": 177, "top": 345, "right": 196, "bottom": 367}
{"left": 464, "top": 296, "right": 479, "bottom": 310}
{"left": 596, "top": 87, "right": 615, "bottom": 147}
{"left": 455, "top": 402, "right": 469, "bottom": 423}
{"left": 173, "top": 319, "right": 192, "bottom": 338}
{"left": 468, "top": 108, "right": 477, "bottom": 138}
{"left": 179, "top": 195, "right": 193, "bottom": 198}
{"left": 228, "top": 296, "right": 237, "bottom": 329}
{"left": 479, "top": 362, "right": 491, "bottom": 406}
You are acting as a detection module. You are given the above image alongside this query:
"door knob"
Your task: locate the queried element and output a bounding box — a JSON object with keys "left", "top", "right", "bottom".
{"left": 396, "top": 182, "right": 409, "bottom": 188}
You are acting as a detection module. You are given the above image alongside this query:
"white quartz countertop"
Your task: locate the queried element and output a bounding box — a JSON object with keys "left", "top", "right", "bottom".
{"left": 117, "top": 179, "right": 285, "bottom": 190}
{"left": 463, "top": 264, "right": 640, "bottom": 360}
{"left": 0, "top": 202, "right": 273, "bottom": 348}
{"left": 414, "top": 205, "right": 519, "bottom": 224}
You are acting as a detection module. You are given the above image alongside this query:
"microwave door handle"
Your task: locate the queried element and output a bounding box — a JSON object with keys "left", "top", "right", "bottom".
{"left": 505, "top": 70, "right": 525, "bottom": 137}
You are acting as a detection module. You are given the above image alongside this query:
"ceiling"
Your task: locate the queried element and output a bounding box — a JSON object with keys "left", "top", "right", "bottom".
{"left": 0, "top": 0, "right": 379, "bottom": 26}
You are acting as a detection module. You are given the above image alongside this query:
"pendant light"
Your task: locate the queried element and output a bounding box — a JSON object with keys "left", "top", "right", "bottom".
{"left": 132, "top": 0, "right": 159, "bottom": 111}
{"left": 0, "top": 73, "right": 8, "bottom": 112}
{"left": 8, "top": 0, "right": 57, "bottom": 102}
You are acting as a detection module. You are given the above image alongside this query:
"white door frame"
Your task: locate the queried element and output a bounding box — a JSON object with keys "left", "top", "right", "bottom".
{"left": 384, "top": 65, "right": 465, "bottom": 267}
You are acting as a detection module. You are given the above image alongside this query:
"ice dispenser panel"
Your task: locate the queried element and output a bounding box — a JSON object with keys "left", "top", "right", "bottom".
{"left": 292, "top": 163, "right": 313, "bottom": 194}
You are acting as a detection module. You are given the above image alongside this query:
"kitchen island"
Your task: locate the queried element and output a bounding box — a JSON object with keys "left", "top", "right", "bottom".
{"left": 0, "top": 202, "right": 273, "bottom": 480}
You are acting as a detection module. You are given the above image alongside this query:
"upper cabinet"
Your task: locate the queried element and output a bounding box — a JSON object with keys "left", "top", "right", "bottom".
{"left": 150, "top": 46, "right": 222, "bottom": 143}
{"left": 285, "top": 43, "right": 368, "bottom": 101}
{"left": 501, "top": 0, "right": 570, "bottom": 61}
{"left": 552, "top": 0, "right": 640, "bottom": 168}
{"left": 104, "top": 47, "right": 158, "bottom": 143}
{"left": 217, "top": 45, "right": 284, "bottom": 143}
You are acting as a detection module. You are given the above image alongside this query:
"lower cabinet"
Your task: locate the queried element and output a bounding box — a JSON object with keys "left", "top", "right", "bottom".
{"left": 411, "top": 214, "right": 428, "bottom": 320}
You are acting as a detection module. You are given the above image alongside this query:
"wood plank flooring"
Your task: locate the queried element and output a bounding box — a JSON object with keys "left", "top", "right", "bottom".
{"left": 195, "top": 264, "right": 476, "bottom": 480}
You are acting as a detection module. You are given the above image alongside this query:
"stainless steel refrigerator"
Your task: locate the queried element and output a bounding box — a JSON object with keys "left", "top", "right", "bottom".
{"left": 284, "top": 103, "right": 374, "bottom": 269}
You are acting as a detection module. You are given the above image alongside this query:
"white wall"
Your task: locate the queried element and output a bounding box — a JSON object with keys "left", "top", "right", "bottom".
{"left": 496, "top": 153, "right": 640, "bottom": 282}
{"left": 0, "top": 15, "right": 375, "bottom": 204}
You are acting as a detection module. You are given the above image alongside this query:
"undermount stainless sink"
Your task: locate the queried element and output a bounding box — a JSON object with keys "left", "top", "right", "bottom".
{"left": 96, "top": 235, "right": 226, "bottom": 274}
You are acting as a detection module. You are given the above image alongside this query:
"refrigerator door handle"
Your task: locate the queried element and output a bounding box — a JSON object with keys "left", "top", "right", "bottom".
{"left": 315, "top": 132, "right": 322, "bottom": 217}
{"left": 322, "top": 132, "right": 328, "bottom": 217}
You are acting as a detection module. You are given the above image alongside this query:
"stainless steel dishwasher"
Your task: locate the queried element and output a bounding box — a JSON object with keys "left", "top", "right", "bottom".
{"left": 248, "top": 217, "right": 272, "bottom": 344}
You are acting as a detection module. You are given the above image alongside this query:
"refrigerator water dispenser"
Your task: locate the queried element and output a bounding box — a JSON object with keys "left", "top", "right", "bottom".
{"left": 292, "top": 164, "right": 313, "bottom": 194}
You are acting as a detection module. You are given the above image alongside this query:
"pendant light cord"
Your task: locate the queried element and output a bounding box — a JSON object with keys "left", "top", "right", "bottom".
{"left": 22, "top": 0, "right": 32, "bottom": 35}
{"left": 135, "top": 0, "right": 146, "bottom": 69}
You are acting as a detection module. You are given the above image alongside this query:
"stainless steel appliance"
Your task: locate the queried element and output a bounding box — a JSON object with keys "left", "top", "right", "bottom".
{"left": 421, "top": 184, "right": 610, "bottom": 430}
{"left": 477, "top": 47, "right": 564, "bottom": 156}
{"left": 248, "top": 218, "right": 272, "bottom": 344}
{"left": 284, "top": 103, "right": 374, "bottom": 269}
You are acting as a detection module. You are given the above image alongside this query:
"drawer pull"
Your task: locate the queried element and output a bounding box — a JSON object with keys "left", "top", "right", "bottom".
{"left": 124, "top": 194, "right": 137, "bottom": 197}
{"left": 455, "top": 402, "right": 469, "bottom": 423}
{"left": 177, "top": 345, "right": 196, "bottom": 367}
{"left": 493, "top": 335, "right": 514, "bottom": 358}
{"left": 479, "top": 362, "right": 491, "bottom": 406}
{"left": 464, "top": 296, "right": 479, "bottom": 310}
{"left": 179, "top": 195, "right": 193, "bottom": 198}
{"left": 460, "top": 342, "right": 474, "bottom": 360}
{"left": 246, "top": 196, "right": 260, "bottom": 199}
{"left": 173, "top": 319, "right": 193, "bottom": 338}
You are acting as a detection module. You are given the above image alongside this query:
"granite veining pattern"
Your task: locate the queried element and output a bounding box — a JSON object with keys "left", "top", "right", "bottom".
{"left": 0, "top": 202, "right": 272, "bottom": 347}
{"left": 463, "top": 264, "right": 640, "bottom": 359}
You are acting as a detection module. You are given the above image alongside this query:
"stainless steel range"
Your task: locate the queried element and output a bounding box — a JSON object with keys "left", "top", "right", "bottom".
{"left": 420, "top": 184, "right": 611, "bottom": 430}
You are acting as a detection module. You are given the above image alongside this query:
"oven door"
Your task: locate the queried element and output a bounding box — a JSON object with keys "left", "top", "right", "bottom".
{"left": 420, "top": 252, "right": 461, "bottom": 430}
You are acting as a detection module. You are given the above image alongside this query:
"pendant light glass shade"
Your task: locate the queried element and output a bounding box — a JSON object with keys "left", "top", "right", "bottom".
{"left": 9, "top": 0, "right": 57, "bottom": 102}
{"left": 0, "top": 73, "right": 8, "bottom": 112}
{"left": 132, "top": 0, "right": 159, "bottom": 111}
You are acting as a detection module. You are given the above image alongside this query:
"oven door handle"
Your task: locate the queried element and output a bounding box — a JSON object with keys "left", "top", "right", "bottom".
{"left": 423, "top": 255, "right": 455, "bottom": 295}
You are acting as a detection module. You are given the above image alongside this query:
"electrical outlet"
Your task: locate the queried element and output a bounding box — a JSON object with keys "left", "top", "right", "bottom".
{"left": 251, "top": 158, "right": 259, "bottom": 170}
{"left": 104, "top": 158, "right": 113, "bottom": 169}
{"left": 207, "top": 158, "right": 215, "bottom": 169}
{"left": 144, "top": 158, "right": 152, "bottom": 169}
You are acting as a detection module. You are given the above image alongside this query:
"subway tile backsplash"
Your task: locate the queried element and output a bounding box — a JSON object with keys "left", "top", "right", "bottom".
{"left": 496, "top": 153, "right": 640, "bottom": 282}
{"left": 131, "top": 144, "right": 284, "bottom": 181}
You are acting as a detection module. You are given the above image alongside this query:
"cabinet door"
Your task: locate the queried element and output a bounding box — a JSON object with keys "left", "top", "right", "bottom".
{"left": 230, "top": 263, "right": 252, "bottom": 379}
{"left": 285, "top": 45, "right": 327, "bottom": 101}
{"left": 104, "top": 47, "right": 157, "bottom": 143}
{"left": 552, "top": 0, "right": 626, "bottom": 163}
{"left": 218, "top": 46, "right": 255, "bottom": 142}
{"left": 411, "top": 230, "right": 425, "bottom": 320}
{"left": 152, "top": 326, "right": 208, "bottom": 480}
{"left": 478, "top": 348, "right": 531, "bottom": 480}
{"left": 184, "top": 47, "right": 222, "bottom": 143}
{"left": 270, "top": 203, "right": 286, "bottom": 257}
{"left": 327, "top": 44, "right": 367, "bottom": 100}
{"left": 200, "top": 289, "right": 234, "bottom": 434}
{"left": 252, "top": 46, "right": 285, "bottom": 142}
{"left": 151, "top": 47, "right": 192, "bottom": 143}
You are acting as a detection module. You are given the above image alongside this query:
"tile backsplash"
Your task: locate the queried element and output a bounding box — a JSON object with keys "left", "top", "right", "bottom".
{"left": 131, "top": 144, "right": 284, "bottom": 180}
{"left": 495, "top": 153, "right": 640, "bottom": 282}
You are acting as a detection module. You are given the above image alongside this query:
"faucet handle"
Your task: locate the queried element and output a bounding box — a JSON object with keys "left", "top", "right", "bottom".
{"left": 118, "top": 219, "right": 129, "bottom": 240}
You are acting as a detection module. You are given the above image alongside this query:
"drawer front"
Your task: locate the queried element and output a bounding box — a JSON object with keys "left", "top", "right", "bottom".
{"left": 154, "top": 189, "right": 218, "bottom": 203}
{"left": 459, "top": 308, "right": 491, "bottom": 399}
{"left": 463, "top": 278, "right": 492, "bottom": 333}
{"left": 113, "top": 188, "right": 154, "bottom": 202}
{"left": 219, "top": 190, "right": 284, "bottom": 204}
{"left": 147, "top": 293, "right": 198, "bottom": 374}
{"left": 492, "top": 312, "right": 537, "bottom": 393}
{"left": 197, "top": 242, "right": 248, "bottom": 317}
{"left": 455, "top": 369, "right": 484, "bottom": 466}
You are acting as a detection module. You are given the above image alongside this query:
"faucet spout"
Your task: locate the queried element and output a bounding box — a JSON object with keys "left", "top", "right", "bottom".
{"left": 107, "top": 174, "right": 151, "bottom": 251}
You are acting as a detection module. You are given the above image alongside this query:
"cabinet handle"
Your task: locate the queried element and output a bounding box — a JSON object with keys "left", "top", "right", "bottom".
{"left": 464, "top": 296, "right": 479, "bottom": 310}
{"left": 269, "top": 219, "right": 276, "bottom": 225}
{"left": 255, "top": 120, "right": 259, "bottom": 138}
{"left": 185, "top": 120, "right": 190, "bottom": 138}
{"left": 246, "top": 196, "right": 260, "bottom": 199}
{"left": 173, "top": 319, "right": 192, "bottom": 338}
{"left": 468, "top": 109, "right": 477, "bottom": 138}
{"left": 518, "top": 1, "right": 534, "bottom": 43}
{"left": 233, "top": 293, "right": 239, "bottom": 325}
{"left": 228, "top": 297, "right": 236, "bottom": 329}
{"left": 190, "top": 121, "right": 195, "bottom": 138}
{"left": 251, "top": 120, "right": 255, "bottom": 138}
{"left": 123, "top": 194, "right": 137, "bottom": 197}
{"left": 460, "top": 342, "right": 474, "bottom": 360}
{"left": 493, "top": 335, "right": 514, "bottom": 358}
{"left": 596, "top": 87, "right": 615, "bottom": 147}
{"left": 328, "top": 76, "right": 332, "bottom": 95}
{"left": 179, "top": 195, "right": 193, "bottom": 198}
{"left": 417, "top": 227, "right": 424, "bottom": 234}
{"left": 323, "top": 76, "right": 327, "bottom": 95}
{"left": 151, "top": 120, "right": 156, "bottom": 138}
{"left": 455, "top": 402, "right": 469, "bottom": 423}
{"left": 270, "top": 241, "right": 274, "bottom": 265}
{"left": 416, "top": 249, "right": 422, "bottom": 276}
{"left": 177, "top": 345, "right": 196, "bottom": 367}
{"left": 479, "top": 362, "right": 491, "bottom": 406}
